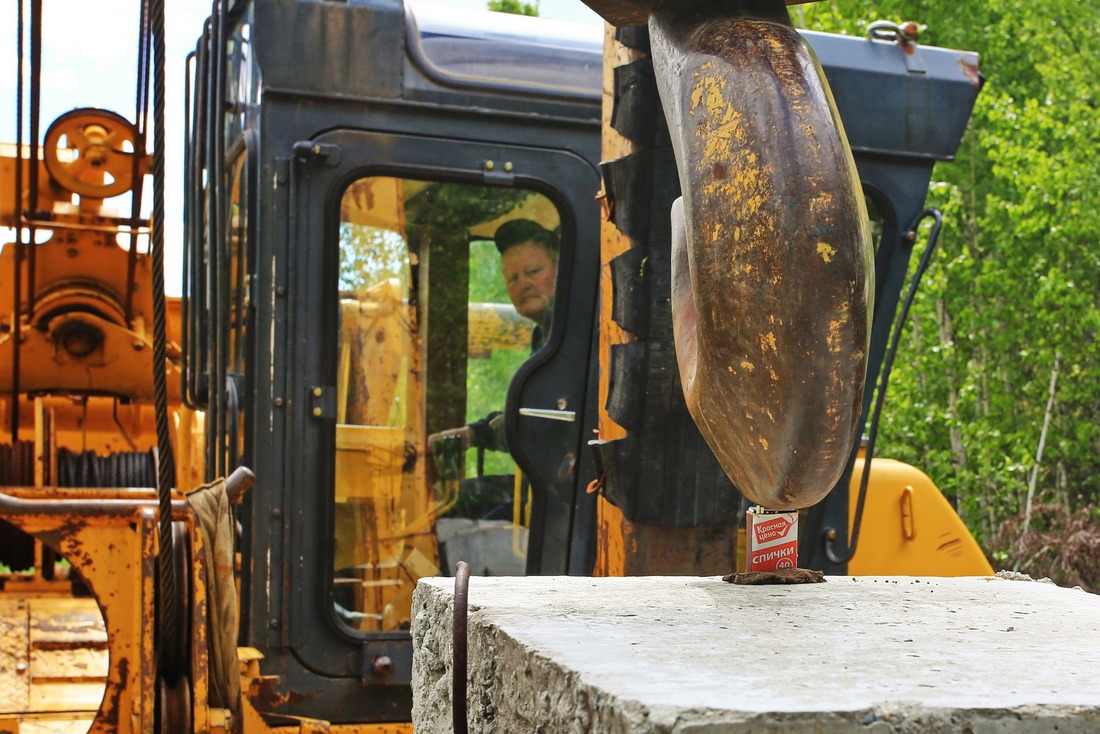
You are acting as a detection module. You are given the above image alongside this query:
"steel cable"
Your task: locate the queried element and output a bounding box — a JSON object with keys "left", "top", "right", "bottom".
{"left": 148, "top": 0, "right": 182, "bottom": 684}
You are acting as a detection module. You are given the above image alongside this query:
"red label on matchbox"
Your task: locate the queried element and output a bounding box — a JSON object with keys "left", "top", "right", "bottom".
{"left": 746, "top": 508, "right": 798, "bottom": 571}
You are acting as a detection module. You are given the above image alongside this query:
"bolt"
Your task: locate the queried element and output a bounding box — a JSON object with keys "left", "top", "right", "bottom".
{"left": 272, "top": 508, "right": 282, "bottom": 518}
{"left": 274, "top": 397, "right": 284, "bottom": 407}
{"left": 372, "top": 655, "right": 395, "bottom": 677}
{"left": 484, "top": 160, "right": 495, "bottom": 171}
{"left": 312, "top": 407, "right": 322, "bottom": 417}
{"left": 269, "top": 619, "right": 279, "bottom": 629}
{"left": 503, "top": 162, "right": 513, "bottom": 172}
{"left": 15, "top": 662, "right": 27, "bottom": 675}
{"left": 312, "top": 387, "right": 322, "bottom": 397}
{"left": 276, "top": 286, "right": 286, "bottom": 296}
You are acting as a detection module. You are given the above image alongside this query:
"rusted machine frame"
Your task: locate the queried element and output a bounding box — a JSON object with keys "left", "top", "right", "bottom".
{"left": 1, "top": 490, "right": 166, "bottom": 731}
{"left": 0, "top": 466, "right": 256, "bottom": 732}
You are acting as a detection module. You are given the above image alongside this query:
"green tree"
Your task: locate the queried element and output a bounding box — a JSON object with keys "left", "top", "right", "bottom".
{"left": 487, "top": 0, "right": 539, "bottom": 16}
{"left": 797, "top": 1, "right": 1100, "bottom": 586}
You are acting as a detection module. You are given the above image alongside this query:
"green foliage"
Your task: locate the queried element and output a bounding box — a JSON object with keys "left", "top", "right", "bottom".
{"left": 487, "top": 0, "right": 539, "bottom": 16}
{"left": 466, "top": 239, "right": 524, "bottom": 478}
{"left": 339, "top": 224, "right": 408, "bottom": 292}
{"left": 797, "top": 1, "right": 1100, "bottom": 577}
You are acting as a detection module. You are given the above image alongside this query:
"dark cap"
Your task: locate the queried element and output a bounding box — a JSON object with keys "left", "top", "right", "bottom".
{"left": 494, "top": 219, "right": 559, "bottom": 256}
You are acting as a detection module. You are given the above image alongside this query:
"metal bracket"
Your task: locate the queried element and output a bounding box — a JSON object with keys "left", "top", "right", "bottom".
{"left": 482, "top": 160, "right": 515, "bottom": 186}
{"left": 867, "top": 20, "right": 927, "bottom": 74}
{"left": 291, "top": 141, "right": 342, "bottom": 166}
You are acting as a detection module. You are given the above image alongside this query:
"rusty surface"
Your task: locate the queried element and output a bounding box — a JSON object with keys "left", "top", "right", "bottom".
{"left": 723, "top": 568, "right": 825, "bottom": 584}
{"left": 0, "top": 501, "right": 164, "bottom": 732}
{"left": 27, "top": 598, "right": 107, "bottom": 647}
{"left": 596, "top": 495, "right": 739, "bottom": 575}
{"left": 0, "top": 600, "right": 30, "bottom": 714}
{"left": 0, "top": 488, "right": 191, "bottom": 522}
{"left": 653, "top": 4, "right": 873, "bottom": 510}
{"left": 371, "top": 655, "right": 395, "bottom": 678}
{"left": 957, "top": 57, "right": 983, "bottom": 90}
{"left": 189, "top": 516, "right": 212, "bottom": 734}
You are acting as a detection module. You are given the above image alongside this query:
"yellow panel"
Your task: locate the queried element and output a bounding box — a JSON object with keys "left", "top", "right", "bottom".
{"left": 467, "top": 303, "right": 533, "bottom": 358}
{"left": 27, "top": 681, "right": 106, "bottom": 713}
{"left": 334, "top": 425, "right": 405, "bottom": 503}
{"left": 847, "top": 458, "right": 994, "bottom": 576}
{"left": 0, "top": 713, "right": 98, "bottom": 734}
{"left": 29, "top": 648, "right": 108, "bottom": 682}
{"left": 28, "top": 599, "right": 106, "bottom": 647}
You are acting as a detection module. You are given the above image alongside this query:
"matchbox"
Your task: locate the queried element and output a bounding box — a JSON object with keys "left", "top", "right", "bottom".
{"left": 746, "top": 507, "right": 798, "bottom": 571}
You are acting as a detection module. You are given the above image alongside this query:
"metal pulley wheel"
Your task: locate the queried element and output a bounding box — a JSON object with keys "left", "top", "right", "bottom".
{"left": 43, "top": 108, "right": 146, "bottom": 199}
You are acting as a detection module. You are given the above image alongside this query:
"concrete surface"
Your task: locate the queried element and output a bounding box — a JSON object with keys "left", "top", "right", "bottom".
{"left": 411, "top": 574, "right": 1100, "bottom": 733}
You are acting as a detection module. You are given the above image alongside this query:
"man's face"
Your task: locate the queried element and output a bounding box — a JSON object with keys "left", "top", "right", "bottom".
{"left": 501, "top": 241, "right": 557, "bottom": 323}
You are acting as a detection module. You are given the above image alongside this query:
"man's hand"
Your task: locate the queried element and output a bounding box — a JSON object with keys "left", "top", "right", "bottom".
{"left": 428, "top": 425, "right": 474, "bottom": 454}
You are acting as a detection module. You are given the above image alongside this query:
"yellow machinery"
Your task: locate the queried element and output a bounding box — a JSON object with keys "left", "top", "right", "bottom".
{"left": 0, "top": 0, "right": 990, "bottom": 730}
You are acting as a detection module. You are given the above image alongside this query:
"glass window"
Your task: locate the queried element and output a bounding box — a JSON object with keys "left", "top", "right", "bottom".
{"left": 332, "top": 175, "right": 560, "bottom": 631}
{"left": 865, "top": 193, "right": 885, "bottom": 256}
{"left": 225, "top": 151, "right": 249, "bottom": 468}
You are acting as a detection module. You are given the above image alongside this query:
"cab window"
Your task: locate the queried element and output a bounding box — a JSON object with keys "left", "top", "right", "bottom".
{"left": 332, "top": 175, "right": 560, "bottom": 631}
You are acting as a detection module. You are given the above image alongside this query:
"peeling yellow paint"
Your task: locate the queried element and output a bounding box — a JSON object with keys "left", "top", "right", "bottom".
{"left": 827, "top": 319, "right": 845, "bottom": 353}
{"left": 810, "top": 191, "right": 834, "bottom": 213}
{"left": 817, "top": 242, "right": 837, "bottom": 263}
{"left": 758, "top": 436, "right": 770, "bottom": 450}
{"left": 759, "top": 332, "right": 777, "bottom": 353}
{"left": 740, "top": 360, "right": 755, "bottom": 372}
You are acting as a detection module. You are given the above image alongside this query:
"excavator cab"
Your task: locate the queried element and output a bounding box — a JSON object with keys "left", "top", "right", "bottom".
{"left": 179, "top": 2, "right": 604, "bottom": 721}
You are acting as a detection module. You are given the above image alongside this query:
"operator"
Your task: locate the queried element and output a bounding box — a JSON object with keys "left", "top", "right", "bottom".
{"left": 428, "top": 218, "right": 559, "bottom": 453}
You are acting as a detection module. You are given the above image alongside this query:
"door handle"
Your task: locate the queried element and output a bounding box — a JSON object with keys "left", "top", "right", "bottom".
{"left": 518, "top": 408, "right": 576, "bottom": 423}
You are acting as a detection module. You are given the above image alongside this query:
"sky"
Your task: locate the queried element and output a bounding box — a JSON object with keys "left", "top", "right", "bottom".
{"left": 1, "top": 0, "right": 602, "bottom": 295}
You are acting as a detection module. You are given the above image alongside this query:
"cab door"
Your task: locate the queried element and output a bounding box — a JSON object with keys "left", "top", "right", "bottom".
{"left": 284, "top": 128, "right": 600, "bottom": 684}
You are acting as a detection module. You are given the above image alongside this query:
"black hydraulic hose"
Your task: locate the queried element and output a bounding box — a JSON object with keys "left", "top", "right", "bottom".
{"left": 181, "top": 49, "right": 196, "bottom": 409}
{"left": 453, "top": 560, "right": 471, "bottom": 734}
{"left": 825, "top": 209, "right": 944, "bottom": 564}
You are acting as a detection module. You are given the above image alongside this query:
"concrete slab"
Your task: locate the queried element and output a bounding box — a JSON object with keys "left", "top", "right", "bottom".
{"left": 412, "top": 575, "right": 1100, "bottom": 733}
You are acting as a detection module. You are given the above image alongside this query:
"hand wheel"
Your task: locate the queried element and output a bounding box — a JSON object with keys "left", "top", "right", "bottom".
{"left": 43, "top": 108, "right": 144, "bottom": 199}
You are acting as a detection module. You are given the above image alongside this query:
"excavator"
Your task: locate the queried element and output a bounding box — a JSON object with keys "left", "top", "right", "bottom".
{"left": 0, "top": 0, "right": 990, "bottom": 730}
